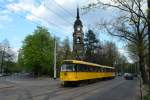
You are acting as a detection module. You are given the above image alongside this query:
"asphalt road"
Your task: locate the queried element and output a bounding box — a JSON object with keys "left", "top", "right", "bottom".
{"left": 0, "top": 77, "right": 140, "bottom": 100}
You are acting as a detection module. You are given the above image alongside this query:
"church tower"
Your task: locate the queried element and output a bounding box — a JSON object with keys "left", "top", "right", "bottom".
{"left": 73, "top": 7, "right": 84, "bottom": 59}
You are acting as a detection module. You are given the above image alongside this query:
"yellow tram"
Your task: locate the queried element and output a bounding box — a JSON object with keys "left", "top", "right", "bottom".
{"left": 60, "top": 60, "right": 116, "bottom": 85}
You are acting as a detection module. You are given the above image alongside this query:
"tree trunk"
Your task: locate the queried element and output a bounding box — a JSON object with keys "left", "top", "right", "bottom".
{"left": 147, "top": 0, "right": 150, "bottom": 94}
{"left": 139, "top": 52, "right": 148, "bottom": 84}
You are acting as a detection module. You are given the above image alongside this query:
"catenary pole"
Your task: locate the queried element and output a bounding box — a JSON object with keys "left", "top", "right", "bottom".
{"left": 54, "top": 38, "right": 57, "bottom": 79}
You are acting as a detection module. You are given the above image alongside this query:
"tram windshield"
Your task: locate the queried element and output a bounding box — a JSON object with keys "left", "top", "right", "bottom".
{"left": 61, "top": 64, "right": 75, "bottom": 71}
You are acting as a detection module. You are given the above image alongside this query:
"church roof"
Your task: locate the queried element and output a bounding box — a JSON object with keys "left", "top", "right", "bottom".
{"left": 74, "top": 7, "right": 83, "bottom": 27}
{"left": 74, "top": 19, "right": 83, "bottom": 27}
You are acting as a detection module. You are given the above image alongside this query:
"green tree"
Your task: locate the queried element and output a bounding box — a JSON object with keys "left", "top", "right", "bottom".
{"left": 56, "top": 37, "right": 73, "bottom": 77}
{"left": 84, "top": 29, "right": 99, "bottom": 62}
{"left": 17, "top": 49, "right": 25, "bottom": 72}
{"left": 21, "top": 26, "right": 54, "bottom": 76}
{"left": 62, "top": 38, "right": 72, "bottom": 59}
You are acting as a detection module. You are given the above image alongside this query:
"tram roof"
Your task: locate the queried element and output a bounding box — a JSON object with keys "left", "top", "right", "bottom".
{"left": 63, "top": 60, "right": 115, "bottom": 69}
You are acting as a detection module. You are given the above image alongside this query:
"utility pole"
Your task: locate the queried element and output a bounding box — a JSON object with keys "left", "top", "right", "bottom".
{"left": 53, "top": 38, "right": 57, "bottom": 79}
{"left": 0, "top": 47, "right": 5, "bottom": 74}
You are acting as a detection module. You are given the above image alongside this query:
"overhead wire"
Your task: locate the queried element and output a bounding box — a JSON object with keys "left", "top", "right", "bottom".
{"left": 0, "top": 6, "right": 43, "bottom": 28}
{"left": 0, "top": 5, "right": 72, "bottom": 38}
{"left": 0, "top": 0, "right": 74, "bottom": 38}
{"left": 36, "top": 0, "right": 72, "bottom": 25}
{"left": 52, "top": 0, "right": 74, "bottom": 17}
{"left": 5, "top": 0, "right": 70, "bottom": 33}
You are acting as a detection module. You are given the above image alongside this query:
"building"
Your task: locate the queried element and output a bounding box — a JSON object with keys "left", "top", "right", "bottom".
{"left": 73, "top": 7, "right": 84, "bottom": 59}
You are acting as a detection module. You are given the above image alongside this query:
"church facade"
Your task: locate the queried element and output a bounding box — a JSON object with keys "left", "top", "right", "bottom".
{"left": 73, "top": 7, "right": 84, "bottom": 59}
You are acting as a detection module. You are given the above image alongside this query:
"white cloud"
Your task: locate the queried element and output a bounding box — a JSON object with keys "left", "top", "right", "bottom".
{"left": 10, "top": 36, "right": 22, "bottom": 61}
{"left": 0, "top": 14, "right": 13, "bottom": 28}
{"left": 55, "top": 0, "right": 66, "bottom": 5}
{"left": 26, "top": 3, "right": 49, "bottom": 22}
{"left": 7, "top": 0, "right": 36, "bottom": 12}
{"left": 6, "top": 0, "right": 66, "bottom": 28}
{"left": 0, "top": 15, "right": 12, "bottom": 22}
{"left": 7, "top": 0, "right": 16, "bottom": 2}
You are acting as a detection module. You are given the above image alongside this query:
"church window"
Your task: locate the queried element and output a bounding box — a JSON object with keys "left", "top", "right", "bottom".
{"left": 77, "top": 37, "right": 80, "bottom": 43}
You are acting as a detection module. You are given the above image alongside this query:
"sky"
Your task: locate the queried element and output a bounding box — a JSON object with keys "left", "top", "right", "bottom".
{"left": 0, "top": 0, "right": 131, "bottom": 62}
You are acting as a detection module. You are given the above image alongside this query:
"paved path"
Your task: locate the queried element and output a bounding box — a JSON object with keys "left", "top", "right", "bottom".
{"left": 0, "top": 77, "right": 140, "bottom": 100}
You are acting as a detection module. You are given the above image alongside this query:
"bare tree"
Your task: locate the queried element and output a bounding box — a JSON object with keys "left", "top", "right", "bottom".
{"left": 83, "top": 0, "right": 148, "bottom": 83}
{"left": 0, "top": 39, "right": 16, "bottom": 74}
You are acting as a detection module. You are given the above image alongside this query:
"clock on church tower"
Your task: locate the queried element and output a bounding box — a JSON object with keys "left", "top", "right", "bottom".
{"left": 77, "top": 26, "right": 80, "bottom": 31}
{"left": 73, "top": 7, "right": 84, "bottom": 59}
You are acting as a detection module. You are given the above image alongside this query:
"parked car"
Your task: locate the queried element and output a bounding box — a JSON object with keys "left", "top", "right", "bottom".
{"left": 124, "top": 73, "right": 134, "bottom": 80}
{"left": 0, "top": 73, "right": 10, "bottom": 77}
{"left": 133, "top": 73, "right": 138, "bottom": 77}
{"left": 118, "top": 73, "right": 122, "bottom": 76}
{"left": 0, "top": 74, "right": 3, "bottom": 77}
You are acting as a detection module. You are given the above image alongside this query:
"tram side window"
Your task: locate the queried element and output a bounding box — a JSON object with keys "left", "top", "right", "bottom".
{"left": 108, "top": 68, "right": 110, "bottom": 72}
{"left": 92, "top": 67, "right": 95, "bottom": 72}
{"left": 93, "top": 67, "right": 95, "bottom": 72}
{"left": 85, "top": 65, "right": 89, "bottom": 72}
{"left": 87, "top": 66, "right": 91, "bottom": 72}
{"left": 77, "top": 64, "right": 88, "bottom": 72}
{"left": 61, "top": 64, "right": 75, "bottom": 72}
{"left": 88, "top": 66, "right": 93, "bottom": 72}
{"left": 95, "top": 67, "right": 97, "bottom": 72}
{"left": 96, "top": 66, "right": 98, "bottom": 72}
{"left": 102, "top": 68, "right": 105, "bottom": 72}
{"left": 94, "top": 67, "right": 97, "bottom": 72}
{"left": 106, "top": 68, "right": 109, "bottom": 72}
{"left": 86, "top": 65, "right": 89, "bottom": 72}
{"left": 98, "top": 67, "right": 102, "bottom": 72}
{"left": 97, "top": 67, "right": 99, "bottom": 72}
{"left": 104, "top": 68, "right": 107, "bottom": 72}
{"left": 89, "top": 67, "right": 94, "bottom": 72}
{"left": 108, "top": 69, "right": 111, "bottom": 72}
{"left": 109, "top": 68, "right": 112, "bottom": 72}
{"left": 110, "top": 69, "right": 112, "bottom": 72}
{"left": 109, "top": 68, "right": 111, "bottom": 72}
{"left": 104, "top": 68, "right": 106, "bottom": 72}
{"left": 97, "top": 66, "right": 99, "bottom": 72}
{"left": 100, "top": 67, "right": 103, "bottom": 72}
{"left": 101, "top": 68, "right": 103, "bottom": 72}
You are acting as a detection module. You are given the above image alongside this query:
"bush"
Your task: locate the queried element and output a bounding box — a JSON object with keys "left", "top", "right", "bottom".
{"left": 144, "top": 95, "right": 150, "bottom": 100}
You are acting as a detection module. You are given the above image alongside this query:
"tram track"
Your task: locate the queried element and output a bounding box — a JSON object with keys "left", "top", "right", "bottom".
{"left": 0, "top": 77, "right": 139, "bottom": 100}
{"left": 49, "top": 78, "right": 125, "bottom": 100}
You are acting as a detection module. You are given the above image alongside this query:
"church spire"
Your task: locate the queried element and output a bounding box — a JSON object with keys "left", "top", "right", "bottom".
{"left": 77, "top": 7, "right": 80, "bottom": 19}
{"left": 73, "top": 6, "right": 84, "bottom": 60}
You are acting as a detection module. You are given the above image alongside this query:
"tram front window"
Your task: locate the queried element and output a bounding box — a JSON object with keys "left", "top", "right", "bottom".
{"left": 61, "top": 64, "right": 75, "bottom": 72}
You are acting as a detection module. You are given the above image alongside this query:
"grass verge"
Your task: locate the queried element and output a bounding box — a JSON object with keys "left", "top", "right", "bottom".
{"left": 144, "top": 95, "right": 150, "bottom": 100}
{"left": 144, "top": 84, "right": 150, "bottom": 100}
